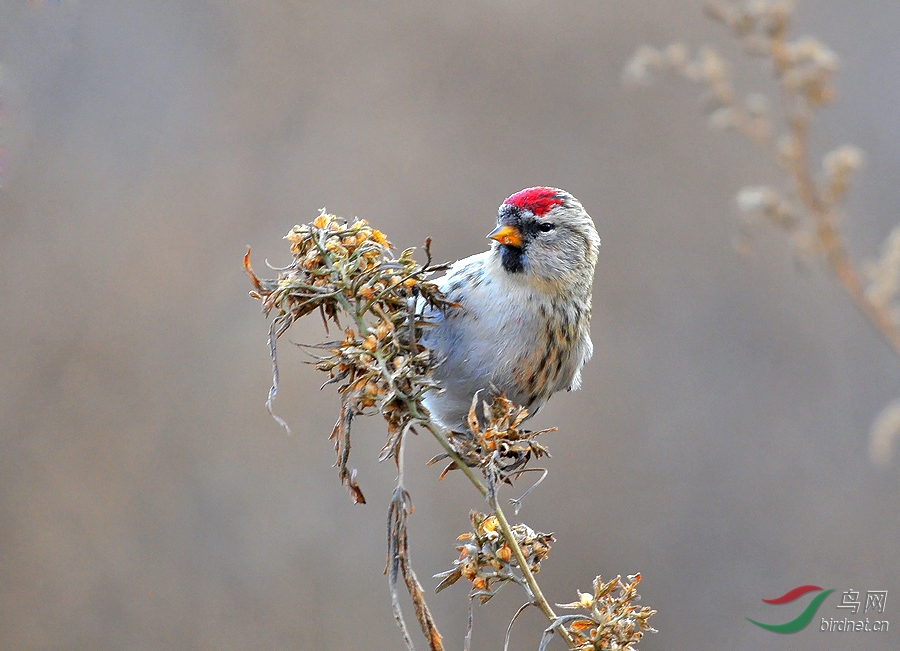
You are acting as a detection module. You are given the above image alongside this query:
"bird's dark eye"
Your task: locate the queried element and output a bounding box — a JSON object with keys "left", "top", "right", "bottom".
{"left": 538, "top": 222, "right": 555, "bottom": 233}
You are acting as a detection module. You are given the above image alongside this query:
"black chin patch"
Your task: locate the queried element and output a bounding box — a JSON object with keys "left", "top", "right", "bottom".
{"left": 499, "top": 244, "right": 525, "bottom": 274}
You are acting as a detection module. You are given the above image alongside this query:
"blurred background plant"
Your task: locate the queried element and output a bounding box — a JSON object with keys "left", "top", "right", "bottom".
{"left": 625, "top": 0, "right": 900, "bottom": 466}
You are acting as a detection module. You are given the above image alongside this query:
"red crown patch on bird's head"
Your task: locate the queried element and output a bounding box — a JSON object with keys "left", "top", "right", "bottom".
{"left": 503, "top": 187, "right": 563, "bottom": 217}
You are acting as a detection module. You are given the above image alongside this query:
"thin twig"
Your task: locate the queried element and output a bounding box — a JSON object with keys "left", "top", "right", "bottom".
{"left": 489, "top": 492, "right": 579, "bottom": 650}
{"left": 779, "top": 93, "right": 900, "bottom": 357}
{"left": 504, "top": 602, "right": 537, "bottom": 651}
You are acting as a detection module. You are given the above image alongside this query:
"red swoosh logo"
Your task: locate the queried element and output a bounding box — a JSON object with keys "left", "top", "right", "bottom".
{"left": 761, "top": 585, "right": 823, "bottom": 604}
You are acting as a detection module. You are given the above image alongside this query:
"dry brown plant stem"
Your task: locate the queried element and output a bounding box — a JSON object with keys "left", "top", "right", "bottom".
{"left": 625, "top": 0, "right": 900, "bottom": 463}
{"left": 626, "top": 0, "right": 900, "bottom": 349}
{"left": 413, "top": 405, "right": 579, "bottom": 649}
{"left": 488, "top": 490, "right": 578, "bottom": 649}
{"left": 627, "top": 1, "right": 900, "bottom": 354}
{"left": 246, "top": 214, "right": 654, "bottom": 649}
{"left": 777, "top": 81, "right": 900, "bottom": 357}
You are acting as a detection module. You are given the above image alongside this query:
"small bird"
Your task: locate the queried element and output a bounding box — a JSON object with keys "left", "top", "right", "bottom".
{"left": 421, "top": 187, "right": 600, "bottom": 431}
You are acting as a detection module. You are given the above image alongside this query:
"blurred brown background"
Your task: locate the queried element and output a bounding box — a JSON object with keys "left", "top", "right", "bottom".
{"left": 2, "top": 1, "right": 898, "bottom": 649}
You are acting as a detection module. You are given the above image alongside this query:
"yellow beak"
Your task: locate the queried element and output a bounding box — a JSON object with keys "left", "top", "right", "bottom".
{"left": 487, "top": 224, "right": 523, "bottom": 248}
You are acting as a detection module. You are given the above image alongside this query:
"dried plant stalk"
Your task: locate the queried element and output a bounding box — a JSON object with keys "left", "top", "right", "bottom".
{"left": 625, "top": 0, "right": 900, "bottom": 463}
{"left": 246, "top": 213, "right": 655, "bottom": 649}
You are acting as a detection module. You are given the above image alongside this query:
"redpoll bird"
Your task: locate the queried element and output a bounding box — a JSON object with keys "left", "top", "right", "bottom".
{"left": 421, "top": 187, "right": 600, "bottom": 431}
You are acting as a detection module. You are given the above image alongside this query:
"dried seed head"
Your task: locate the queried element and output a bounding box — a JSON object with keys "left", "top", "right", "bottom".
{"left": 870, "top": 399, "right": 900, "bottom": 467}
{"left": 556, "top": 573, "right": 657, "bottom": 650}
{"left": 736, "top": 186, "right": 778, "bottom": 215}
{"left": 246, "top": 210, "right": 454, "bottom": 497}
{"left": 698, "top": 46, "right": 727, "bottom": 85}
{"left": 621, "top": 45, "right": 664, "bottom": 89}
{"left": 375, "top": 321, "right": 393, "bottom": 340}
{"left": 744, "top": 92, "right": 769, "bottom": 117}
{"left": 435, "top": 511, "right": 555, "bottom": 601}
{"left": 822, "top": 144, "right": 864, "bottom": 206}
{"left": 708, "top": 106, "right": 736, "bottom": 130}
